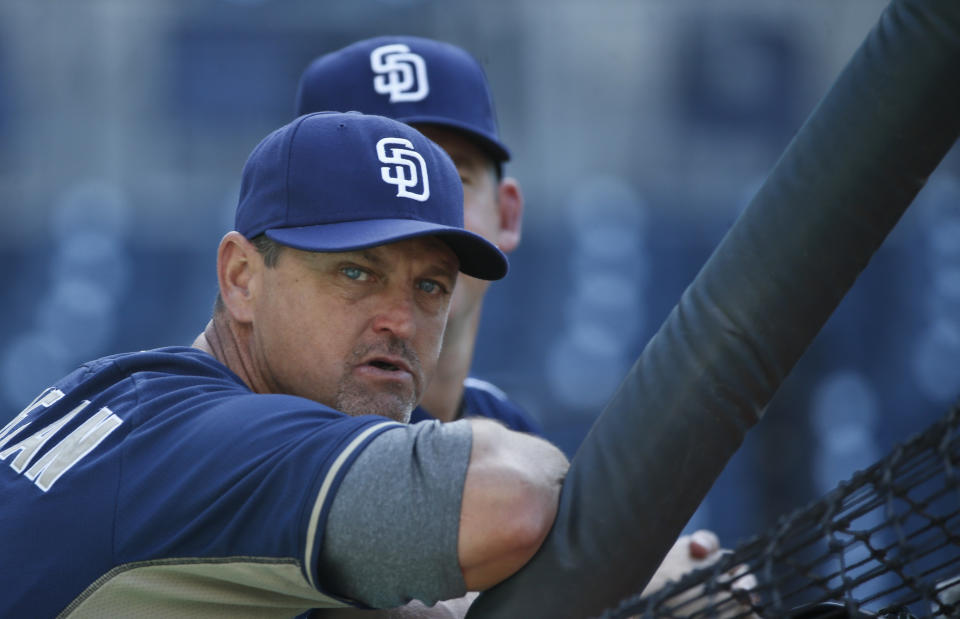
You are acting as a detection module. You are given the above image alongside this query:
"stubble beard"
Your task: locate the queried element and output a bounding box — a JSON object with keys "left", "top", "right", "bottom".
{"left": 333, "top": 338, "right": 422, "bottom": 423}
{"left": 334, "top": 379, "right": 415, "bottom": 423}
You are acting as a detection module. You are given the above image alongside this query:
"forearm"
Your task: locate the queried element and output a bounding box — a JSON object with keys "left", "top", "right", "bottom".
{"left": 318, "top": 419, "right": 567, "bottom": 609}
{"left": 458, "top": 419, "right": 568, "bottom": 590}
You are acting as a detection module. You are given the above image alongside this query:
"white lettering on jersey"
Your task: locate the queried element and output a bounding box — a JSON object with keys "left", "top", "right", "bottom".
{"left": 25, "top": 405, "right": 122, "bottom": 491}
{"left": 370, "top": 43, "right": 429, "bottom": 103}
{"left": 376, "top": 137, "right": 430, "bottom": 202}
{"left": 0, "top": 388, "right": 65, "bottom": 450}
{"left": 2, "top": 391, "right": 126, "bottom": 491}
{"left": 0, "top": 400, "right": 89, "bottom": 473}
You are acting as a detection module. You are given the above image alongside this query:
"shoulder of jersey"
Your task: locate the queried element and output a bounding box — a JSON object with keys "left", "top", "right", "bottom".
{"left": 462, "top": 377, "right": 509, "bottom": 401}
{"left": 462, "top": 377, "right": 543, "bottom": 436}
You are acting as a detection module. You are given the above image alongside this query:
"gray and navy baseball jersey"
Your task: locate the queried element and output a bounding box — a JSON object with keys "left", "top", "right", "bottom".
{"left": 0, "top": 347, "right": 464, "bottom": 617}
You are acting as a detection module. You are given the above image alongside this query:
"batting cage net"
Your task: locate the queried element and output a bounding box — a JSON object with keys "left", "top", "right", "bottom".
{"left": 601, "top": 405, "right": 960, "bottom": 619}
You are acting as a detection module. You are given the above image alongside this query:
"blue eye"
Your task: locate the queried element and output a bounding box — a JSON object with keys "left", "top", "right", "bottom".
{"left": 418, "top": 280, "right": 443, "bottom": 294}
{"left": 342, "top": 266, "right": 368, "bottom": 281}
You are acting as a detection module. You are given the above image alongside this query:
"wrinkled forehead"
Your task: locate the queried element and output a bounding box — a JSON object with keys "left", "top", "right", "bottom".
{"left": 372, "top": 235, "right": 461, "bottom": 273}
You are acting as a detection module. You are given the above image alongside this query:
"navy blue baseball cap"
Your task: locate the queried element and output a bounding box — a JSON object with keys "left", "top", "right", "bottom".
{"left": 295, "top": 35, "right": 510, "bottom": 163}
{"left": 235, "top": 111, "right": 508, "bottom": 280}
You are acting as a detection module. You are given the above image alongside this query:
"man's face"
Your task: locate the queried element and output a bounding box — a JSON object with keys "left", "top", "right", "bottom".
{"left": 251, "top": 236, "right": 459, "bottom": 422}
{"left": 414, "top": 125, "right": 502, "bottom": 324}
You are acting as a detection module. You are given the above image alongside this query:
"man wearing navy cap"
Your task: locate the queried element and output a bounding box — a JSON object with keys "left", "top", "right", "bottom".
{"left": 0, "top": 111, "right": 568, "bottom": 617}
{"left": 296, "top": 37, "right": 536, "bottom": 434}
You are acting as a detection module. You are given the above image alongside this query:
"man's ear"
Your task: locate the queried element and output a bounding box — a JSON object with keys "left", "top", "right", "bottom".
{"left": 496, "top": 177, "right": 524, "bottom": 254}
{"left": 217, "top": 232, "right": 260, "bottom": 324}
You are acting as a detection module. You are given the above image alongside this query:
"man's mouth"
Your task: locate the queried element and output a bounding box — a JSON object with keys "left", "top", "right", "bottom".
{"left": 360, "top": 355, "right": 413, "bottom": 376}
{"left": 368, "top": 360, "right": 401, "bottom": 372}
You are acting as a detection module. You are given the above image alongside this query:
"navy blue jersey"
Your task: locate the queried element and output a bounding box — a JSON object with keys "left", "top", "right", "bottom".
{"left": 0, "top": 347, "right": 399, "bottom": 617}
{"left": 410, "top": 377, "right": 543, "bottom": 436}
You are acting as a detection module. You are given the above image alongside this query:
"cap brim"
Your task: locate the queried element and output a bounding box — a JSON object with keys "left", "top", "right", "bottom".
{"left": 265, "top": 219, "right": 508, "bottom": 281}
{"left": 398, "top": 115, "right": 510, "bottom": 163}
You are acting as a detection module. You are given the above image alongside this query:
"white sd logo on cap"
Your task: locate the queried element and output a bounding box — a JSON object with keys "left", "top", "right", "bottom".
{"left": 377, "top": 137, "right": 430, "bottom": 202}
{"left": 370, "top": 44, "right": 429, "bottom": 103}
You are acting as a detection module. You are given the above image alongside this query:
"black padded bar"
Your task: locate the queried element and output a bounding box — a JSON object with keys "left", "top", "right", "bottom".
{"left": 467, "top": 1, "right": 960, "bottom": 617}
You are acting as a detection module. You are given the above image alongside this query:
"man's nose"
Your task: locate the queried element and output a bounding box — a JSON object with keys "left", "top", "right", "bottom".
{"left": 370, "top": 286, "right": 417, "bottom": 339}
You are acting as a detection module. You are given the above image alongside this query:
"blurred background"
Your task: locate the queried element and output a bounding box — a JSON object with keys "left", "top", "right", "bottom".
{"left": 2, "top": 0, "right": 959, "bottom": 552}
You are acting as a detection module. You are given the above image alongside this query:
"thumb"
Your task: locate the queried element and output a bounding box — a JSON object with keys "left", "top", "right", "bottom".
{"left": 688, "top": 529, "right": 720, "bottom": 560}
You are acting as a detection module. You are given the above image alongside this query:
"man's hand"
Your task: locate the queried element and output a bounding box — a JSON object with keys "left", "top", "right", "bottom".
{"left": 312, "top": 593, "right": 478, "bottom": 619}
{"left": 639, "top": 530, "right": 758, "bottom": 618}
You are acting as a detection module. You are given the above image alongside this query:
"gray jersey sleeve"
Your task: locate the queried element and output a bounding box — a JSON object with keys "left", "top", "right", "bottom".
{"left": 318, "top": 418, "right": 473, "bottom": 608}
